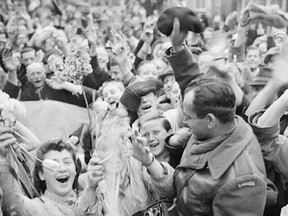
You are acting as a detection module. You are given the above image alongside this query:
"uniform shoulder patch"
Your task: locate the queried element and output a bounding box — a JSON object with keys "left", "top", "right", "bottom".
{"left": 237, "top": 181, "right": 256, "bottom": 189}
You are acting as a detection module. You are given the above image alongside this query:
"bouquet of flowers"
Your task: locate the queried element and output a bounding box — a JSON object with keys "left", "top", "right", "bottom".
{"left": 54, "top": 45, "right": 93, "bottom": 85}
{"left": 0, "top": 91, "right": 58, "bottom": 198}
{"left": 0, "top": 91, "right": 17, "bottom": 128}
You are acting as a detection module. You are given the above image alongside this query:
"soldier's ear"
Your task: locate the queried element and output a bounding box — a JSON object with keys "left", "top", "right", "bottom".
{"left": 206, "top": 113, "right": 216, "bottom": 129}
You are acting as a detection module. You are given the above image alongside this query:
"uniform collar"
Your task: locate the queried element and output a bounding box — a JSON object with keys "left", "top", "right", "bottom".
{"left": 208, "top": 117, "right": 252, "bottom": 179}
{"left": 178, "top": 117, "right": 252, "bottom": 179}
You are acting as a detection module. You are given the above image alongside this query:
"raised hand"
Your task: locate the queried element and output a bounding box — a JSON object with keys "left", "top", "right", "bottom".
{"left": 18, "top": 10, "right": 31, "bottom": 21}
{"left": 169, "top": 127, "right": 192, "bottom": 147}
{"left": 83, "top": 27, "right": 97, "bottom": 46}
{"left": 0, "top": 127, "right": 16, "bottom": 159}
{"left": 171, "top": 17, "right": 188, "bottom": 52}
{"left": 272, "top": 33, "right": 288, "bottom": 87}
{"left": 46, "top": 76, "right": 66, "bottom": 90}
{"left": 131, "top": 130, "right": 153, "bottom": 166}
{"left": 87, "top": 157, "right": 104, "bottom": 189}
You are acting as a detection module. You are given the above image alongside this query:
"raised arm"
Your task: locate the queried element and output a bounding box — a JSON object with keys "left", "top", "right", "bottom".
{"left": 165, "top": 18, "right": 200, "bottom": 95}
{"left": 14, "top": 121, "right": 41, "bottom": 152}
{"left": 131, "top": 131, "right": 175, "bottom": 198}
{"left": 0, "top": 127, "right": 30, "bottom": 216}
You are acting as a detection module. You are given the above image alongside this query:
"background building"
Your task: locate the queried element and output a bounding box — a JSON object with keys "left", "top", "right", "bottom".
{"left": 186, "top": 0, "right": 288, "bottom": 19}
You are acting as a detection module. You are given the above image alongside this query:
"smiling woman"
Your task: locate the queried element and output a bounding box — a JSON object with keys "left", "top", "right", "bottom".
{"left": 0, "top": 137, "right": 101, "bottom": 216}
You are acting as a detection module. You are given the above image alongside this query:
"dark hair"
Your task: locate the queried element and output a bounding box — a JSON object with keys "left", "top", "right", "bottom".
{"left": 185, "top": 77, "right": 236, "bottom": 124}
{"left": 20, "top": 46, "right": 36, "bottom": 57}
{"left": 33, "top": 138, "right": 81, "bottom": 194}
{"left": 246, "top": 46, "right": 260, "bottom": 56}
{"left": 139, "top": 111, "right": 172, "bottom": 132}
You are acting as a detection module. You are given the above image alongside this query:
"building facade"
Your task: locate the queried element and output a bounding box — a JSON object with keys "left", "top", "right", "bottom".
{"left": 186, "top": 0, "right": 288, "bottom": 18}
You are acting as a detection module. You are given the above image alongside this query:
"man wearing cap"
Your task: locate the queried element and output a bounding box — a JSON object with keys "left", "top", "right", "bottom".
{"left": 3, "top": 62, "right": 95, "bottom": 108}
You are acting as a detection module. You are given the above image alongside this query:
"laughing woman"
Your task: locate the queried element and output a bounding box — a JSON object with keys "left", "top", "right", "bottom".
{"left": 0, "top": 133, "right": 103, "bottom": 216}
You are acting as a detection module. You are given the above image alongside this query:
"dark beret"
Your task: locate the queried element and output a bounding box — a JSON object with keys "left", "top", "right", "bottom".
{"left": 157, "top": 7, "right": 203, "bottom": 36}
{"left": 120, "top": 79, "right": 163, "bottom": 112}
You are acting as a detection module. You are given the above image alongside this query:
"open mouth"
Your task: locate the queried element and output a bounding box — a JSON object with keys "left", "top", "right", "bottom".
{"left": 56, "top": 176, "right": 69, "bottom": 183}
{"left": 149, "top": 143, "right": 159, "bottom": 148}
{"left": 142, "top": 104, "right": 152, "bottom": 111}
{"left": 34, "top": 80, "right": 42, "bottom": 85}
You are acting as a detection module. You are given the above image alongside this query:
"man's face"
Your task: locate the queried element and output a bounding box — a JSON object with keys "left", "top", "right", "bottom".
{"left": 102, "top": 83, "right": 123, "bottom": 109}
{"left": 138, "top": 63, "right": 158, "bottom": 80}
{"left": 163, "top": 74, "right": 175, "bottom": 99}
{"left": 27, "top": 69, "right": 46, "bottom": 88}
{"left": 39, "top": 150, "right": 76, "bottom": 197}
{"left": 170, "top": 82, "right": 181, "bottom": 108}
{"left": 18, "top": 25, "right": 28, "bottom": 35}
{"left": 137, "top": 92, "right": 158, "bottom": 117}
{"left": 258, "top": 42, "right": 267, "bottom": 54}
{"left": 109, "top": 65, "right": 123, "bottom": 81}
{"left": 96, "top": 47, "right": 108, "bottom": 70}
{"left": 22, "top": 50, "right": 36, "bottom": 66}
{"left": 183, "top": 90, "right": 208, "bottom": 141}
{"left": 246, "top": 49, "right": 261, "bottom": 71}
{"left": 141, "top": 119, "right": 170, "bottom": 157}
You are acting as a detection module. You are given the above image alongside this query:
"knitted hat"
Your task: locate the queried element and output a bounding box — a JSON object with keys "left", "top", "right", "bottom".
{"left": 120, "top": 78, "right": 163, "bottom": 112}
{"left": 157, "top": 7, "right": 203, "bottom": 36}
{"left": 26, "top": 62, "right": 45, "bottom": 74}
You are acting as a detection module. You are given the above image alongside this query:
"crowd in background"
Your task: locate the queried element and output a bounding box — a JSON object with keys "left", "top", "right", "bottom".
{"left": 0, "top": 0, "right": 288, "bottom": 215}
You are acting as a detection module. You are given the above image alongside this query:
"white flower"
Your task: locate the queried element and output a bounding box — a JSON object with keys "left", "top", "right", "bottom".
{"left": 54, "top": 45, "right": 93, "bottom": 84}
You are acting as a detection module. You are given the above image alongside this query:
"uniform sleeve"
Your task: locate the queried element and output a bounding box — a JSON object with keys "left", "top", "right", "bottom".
{"left": 249, "top": 111, "right": 288, "bottom": 179}
{"left": 228, "top": 39, "right": 245, "bottom": 62}
{"left": 213, "top": 175, "right": 266, "bottom": 216}
{"left": 149, "top": 162, "right": 176, "bottom": 198}
{"left": 165, "top": 47, "right": 200, "bottom": 96}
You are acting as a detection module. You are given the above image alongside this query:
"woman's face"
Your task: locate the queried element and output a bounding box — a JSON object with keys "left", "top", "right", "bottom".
{"left": 39, "top": 150, "right": 76, "bottom": 197}
{"left": 47, "top": 54, "right": 63, "bottom": 73}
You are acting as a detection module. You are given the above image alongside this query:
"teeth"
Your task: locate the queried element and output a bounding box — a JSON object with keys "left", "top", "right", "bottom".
{"left": 150, "top": 143, "right": 158, "bottom": 148}
{"left": 56, "top": 176, "right": 69, "bottom": 183}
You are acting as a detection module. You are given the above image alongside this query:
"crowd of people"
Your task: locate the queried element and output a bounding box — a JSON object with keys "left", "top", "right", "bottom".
{"left": 0, "top": 0, "right": 288, "bottom": 215}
